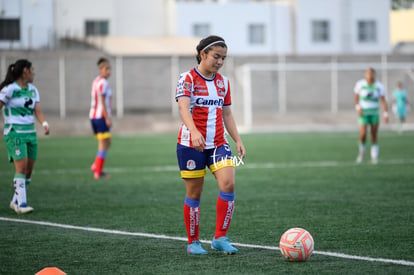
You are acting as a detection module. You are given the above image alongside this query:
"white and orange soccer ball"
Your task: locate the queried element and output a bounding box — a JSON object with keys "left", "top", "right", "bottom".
{"left": 279, "top": 227, "right": 314, "bottom": 261}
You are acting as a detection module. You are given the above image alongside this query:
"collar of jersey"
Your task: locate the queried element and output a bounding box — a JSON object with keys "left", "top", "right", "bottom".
{"left": 194, "top": 67, "right": 216, "bottom": 81}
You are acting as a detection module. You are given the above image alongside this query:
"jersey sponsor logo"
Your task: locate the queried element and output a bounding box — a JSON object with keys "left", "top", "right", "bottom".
{"left": 189, "top": 207, "right": 199, "bottom": 237}
{"left": 186, "top": 160, "right": 196, "bottom": 170}
{"left": 195, "top": 98, "right": 224, "bottom": 106}
{"left": 184, "top": 82, "right": 192, "bottom": 91}
{"left": 222, "top": 201, "right": 234, "bottom": 230}
{"left": 194, "top": 81, "right": 208, "bottom": 96}
{"left": 24, "top": 98, "right": 33, "bottom": 108}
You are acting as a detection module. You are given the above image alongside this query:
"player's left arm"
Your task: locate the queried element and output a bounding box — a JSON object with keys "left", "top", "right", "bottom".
{"left": 223, "top": 106, "right": 246, "bottom": 159}
{"left": 379, "top": 83, "right": 389, "bottom": 123}
{"left": 34, "top": 102, "right": 50, "bottom": 135}
{"left": 100, "top": 94, "right": 112, "bottom": 128}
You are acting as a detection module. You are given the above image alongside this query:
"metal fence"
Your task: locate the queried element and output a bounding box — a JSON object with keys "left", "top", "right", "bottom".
{"left": 1, "top": 50, "right": 413, "bottom": 130}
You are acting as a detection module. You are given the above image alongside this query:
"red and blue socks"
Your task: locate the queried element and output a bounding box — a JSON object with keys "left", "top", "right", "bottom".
{"left": 215, "top": 191, "right": 235, "bottom": 239}
{"left": 93, "top": 150, "right": 107, "bottom": 176}
{"left": 183, "top": 197, "right": 200, "bottom": 244}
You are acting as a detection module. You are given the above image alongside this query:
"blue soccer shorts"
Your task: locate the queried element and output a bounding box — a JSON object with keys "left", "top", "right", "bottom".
{"left": 91, "top": 118, "right": 111, "bottom": 140}
{"left": 176, "top": 143, "right": 236, "bottom": 179}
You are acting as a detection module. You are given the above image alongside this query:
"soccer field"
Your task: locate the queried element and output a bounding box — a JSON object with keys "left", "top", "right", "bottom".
{"left": 1, "top": 131, "right": 414, "bottom": 274}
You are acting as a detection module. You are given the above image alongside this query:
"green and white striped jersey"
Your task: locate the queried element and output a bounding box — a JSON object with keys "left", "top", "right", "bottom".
{"left": 353, "top": 79, "right": 385, "bottom": 115}
{"left": 0, "top": 82, "right": 40, "bottom": 134}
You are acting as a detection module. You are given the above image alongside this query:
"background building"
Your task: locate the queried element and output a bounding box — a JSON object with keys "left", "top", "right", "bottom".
{"left": 0, "top": 0, "right": 392, "bottom": 55}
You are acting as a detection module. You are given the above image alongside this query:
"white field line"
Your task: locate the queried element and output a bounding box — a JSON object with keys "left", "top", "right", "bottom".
{"left": 1, "top": 217, "right": 414, "bottom": 267}
{"left": 1, "top": 159, "right": 414, "bottom": 176}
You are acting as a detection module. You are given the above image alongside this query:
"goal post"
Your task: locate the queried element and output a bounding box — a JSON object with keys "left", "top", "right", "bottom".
{"left": 234, "top": 55, "right": 412, "bottom": 132}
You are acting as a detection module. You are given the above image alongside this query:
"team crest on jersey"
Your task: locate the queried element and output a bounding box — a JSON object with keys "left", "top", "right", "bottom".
{"left": 186, "top": 160, "right": 196, "bottom": 170}
{"left": 216, "top": 79, "right": 225, "bottom": 96}
{"left": 15, "top": 148, "right": 21, "bottom": 156}
{"left": 216, "top": 79, "right": 224, "bottom": 89}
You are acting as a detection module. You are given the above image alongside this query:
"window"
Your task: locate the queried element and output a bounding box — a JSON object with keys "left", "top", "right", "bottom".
{"left": 85, "top": 20, "right": 109, "bottom": 36}
{"left": 0, "top": 19, "right": 20, "bottom": 40}
{"left": 193, "top": 24, "right": 210, "bottom": 37}
{"left": 358, "top": 20, "right": 377, "bottom": 43}
{"left": 248, "top": 24, "right": 265, "bottom": 45}
{"left": 312, "top": 20, "right": 330, "bottom": 43}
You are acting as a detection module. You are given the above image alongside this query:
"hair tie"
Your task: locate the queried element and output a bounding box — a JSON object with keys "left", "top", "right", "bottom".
{"left": 202, "top": 40, "right": 226, "bottom": 52}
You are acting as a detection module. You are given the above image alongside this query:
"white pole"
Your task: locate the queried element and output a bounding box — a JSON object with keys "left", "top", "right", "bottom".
{"left": 58, "top": 56, "right": 66, "bottom": 118}
{"left": 381, "top": 53, "right": 388, "bottom": 97}
{"left": 242, "top": 65, "right": 252, "bottom": 131}
{"left": 331, "top": 56, "right": 338, "bottom": 114}
{"left": 116, "top": 56, "right": 124, "bottom": 118}
{"left": 278, "top": 55, "right": 287, "bottom": 114}
{"left": 0, "top": 55, "right": 6, "bottom": 79}
{"left": 171, "top": 55, "right": 179, "bottom": 117}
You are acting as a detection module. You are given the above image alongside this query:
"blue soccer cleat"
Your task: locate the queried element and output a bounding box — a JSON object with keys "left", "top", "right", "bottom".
{"left": 187, "top": 241, "right": 208, "bottom": 255}
{"left": 211, "top": 237, "right": 238, "bottom": 254}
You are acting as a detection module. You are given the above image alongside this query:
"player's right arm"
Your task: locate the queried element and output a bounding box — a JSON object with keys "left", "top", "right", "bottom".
{"left": 353, "top": 81, "right": 363, "bottom": 116}
{"left": 354, "top": 94, "right": 362, "bottom": 116}
{"left": 177, "top": 96, "right": 205, "bottom": 151}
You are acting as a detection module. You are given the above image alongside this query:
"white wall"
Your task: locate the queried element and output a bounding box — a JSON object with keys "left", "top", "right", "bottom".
{"left": 296, "top": 0, "right": 390, "bottom": 54}
{"left": 176, "top": 2, "right": 292, "bottom": 55}
{"left": 55, "top": 0, "right": 172, "bottom": 38}
{"left": 0, "top": 0, "right": 54, "bottom": 49}
{"left": 55, "top": 0, "right": 113, "bottom": 38}
{"left": 350, "top": 0, "right": 390, "bottom": 53}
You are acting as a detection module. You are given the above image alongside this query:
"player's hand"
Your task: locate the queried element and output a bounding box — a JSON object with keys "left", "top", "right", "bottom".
{"left": 384, "top": 116, "right": 389, "bottom": 124}
{"left": 43, "top": 125, "right": 50, "bottom": 135}
{"left": 42, "top": 121, "right": 50, "bottom": 135}
{"left": 236, "top": 141, "right": 246, "bottom": 160}
{"left": 105, "top": 118, "right": 112, "bottom": 128}
{"left": 357, "top": 109, "right": 363, "bottom": 116}
{"left": 191, "top": 130, "right": 206, "bottom": 152}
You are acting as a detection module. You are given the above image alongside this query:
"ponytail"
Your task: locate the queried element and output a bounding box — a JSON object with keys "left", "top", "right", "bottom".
{"left": 0, "top": 59, "right": 32, "bottom": 90}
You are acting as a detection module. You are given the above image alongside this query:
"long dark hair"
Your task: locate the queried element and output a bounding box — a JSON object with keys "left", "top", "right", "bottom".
{"left": 196, "top": 35, "right": 227, "bottom": 64}
{"left": 0, "top": 59, "right": 32, "bottom": 90}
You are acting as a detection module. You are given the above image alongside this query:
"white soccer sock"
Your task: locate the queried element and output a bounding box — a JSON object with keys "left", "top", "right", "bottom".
{"left": 14, "top": 176, "right": 27, "bottom": 207}
{"left": 11, "top": 192, "right": 17, "bottom": 204}
{"left": 371, "top": 144, "right": 379, "bottom": 160}
{"left": 359, "top": 143, "right": 366, "bottom": 155}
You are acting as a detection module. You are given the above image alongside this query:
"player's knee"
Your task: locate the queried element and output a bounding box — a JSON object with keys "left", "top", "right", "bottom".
{"left": 219, "top": 178, "right": 235, "bottom": 192}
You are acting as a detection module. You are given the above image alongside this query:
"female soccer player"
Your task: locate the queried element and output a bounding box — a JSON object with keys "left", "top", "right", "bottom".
{"left": 0, "top": 59, "right": 50, "bottom": 214}
{"left": 176, "top": 35, "right": 246, "bottom": 255}
{"left": 392, "top": 81, "right": 409, "bottom": 133}
{"left": 354, "top": 67, "right": 388, "bottom": 164}
{"left": 90, "top": 58, "right": 112, "bottom": 179}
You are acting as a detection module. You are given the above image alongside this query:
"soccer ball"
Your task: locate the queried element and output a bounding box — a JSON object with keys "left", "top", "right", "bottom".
{"left": 279, "top": 228, "right": 314, "bottom": 261}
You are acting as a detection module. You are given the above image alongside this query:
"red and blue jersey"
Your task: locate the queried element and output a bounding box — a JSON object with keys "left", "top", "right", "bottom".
{"left": 89, "top": 76, "right": 112, "bottom": 119}
{"left": 176, "top": 67, "right": 231, "bottom": 149}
